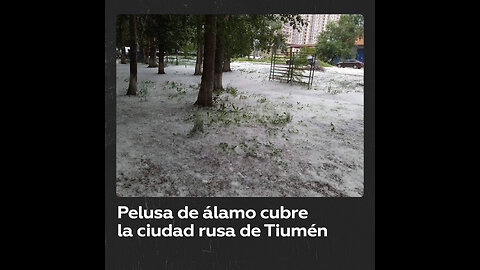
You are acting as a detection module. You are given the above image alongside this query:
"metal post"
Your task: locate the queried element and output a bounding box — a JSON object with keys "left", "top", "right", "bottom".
{"left": 311, "top": 54, "right": 316, "bottom": 86}
{"left": 288, "top": 47, "right": 293, "bottom": 83}
{"left": 269, "top": 49, "right": 274, "bottom": 80}
{"left": 308, "top": 55, "right": 313, "bottom": 85}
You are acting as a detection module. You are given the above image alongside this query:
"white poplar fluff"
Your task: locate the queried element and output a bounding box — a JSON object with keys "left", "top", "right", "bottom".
{"left": 116, "top": 61, "right": 364, "bottom": 197}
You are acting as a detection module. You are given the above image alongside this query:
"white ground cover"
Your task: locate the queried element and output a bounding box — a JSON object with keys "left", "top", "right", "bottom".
{"left": 116, "top": 60, "right": 364, "bottom": 197}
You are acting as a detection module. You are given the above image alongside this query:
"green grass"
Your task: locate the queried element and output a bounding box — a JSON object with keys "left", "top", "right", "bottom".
{"left": 318, "top": 60, "right": 333, "bottom": 67}
{"left": 232, "top": 57, "right": 271, "bottom": 63}
{"left": 166, "top": 81, "right": 188, "bottom": 99}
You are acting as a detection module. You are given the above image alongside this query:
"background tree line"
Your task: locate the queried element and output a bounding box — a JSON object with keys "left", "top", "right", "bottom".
{"left": 117, "top": 14, "right": 363, "bottom": 105}
{"left": 117, "top": 14, "right": 305, "bottom": 106}
{"left": 315, "top": 14, "right": 364, "bottom": 64}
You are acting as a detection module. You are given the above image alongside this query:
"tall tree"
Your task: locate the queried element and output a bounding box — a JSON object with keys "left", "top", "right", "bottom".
{"left": 194, "top": 18, "right": 204, "bottom": 75}
{"left": 221, "top": 14, "right": 305, "bottom": 72}
{"left": 135, "top": 15, "right": 148, "bottom": 64}
{"left": 146, "top": 15, "right": 192, "bottom": 74}
{"left": 194, "top": 15, "right": 216, "bottom": 107}
{"left": 221, "top": 15, "right": 236, "bottom": 72}
{"left": 116, "top": 15, "right": 129, "bottom": 64}
{"left": 214, "top": 15, "right": 225, "bottom": 91}
{"left": 148, "top": 37, "right": 158, "bottom": 67}
{"left": 221, "top": 15, "right": 252, "bottom": 71}
{"left": 142, "top": 15, "right": 158, "bottom": 68}
{"left": 126, "top": 15, "right": 137, "bottom": 95}
{"left": 222, "top": 48, "right": 232, "bottom": 72}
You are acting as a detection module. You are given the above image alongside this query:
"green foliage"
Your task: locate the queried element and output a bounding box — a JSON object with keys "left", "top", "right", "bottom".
{"left": 257, "top": 97, "right": 268, "bottom": 103}
{"left": 224, "top": 86, "right": 238, "bottom": 97}
{"left": 315, "top": 14, "right": 364, "bottom": 64}
{"left": 116, "top": 15, "right": 129, "bottom": 48}
{"left": 181, "top": 42, "right": 196, "bottom": 56}
{"left": 222, "top": 14, "right": 304, "bottom": 60}
{"left": 299, "top": 46, "right": 316, "bottom": 55}
{"left": 188, "top": 114, "right": 204, "bottom": 136}
{"left": 219, "top": 142, "right": 229, "bottom": 151}
{"left": 166, "top": 81, "right": 188, "bottom": 99}
{"left": 121, "top": 14, "right": 304, "bottom": 64}
{"left": 271, "top": 112, "right": 292, "bottom": 125}
{"left": 225, "top": 137, "right": 287, "bottom": 167}
{"left": 232, "top": 56, "right": 271, "bottom": 63}
{"left": 292, "top": 56, "right": 310, "bottom": 66}
{"left": 319, "top": 60, "right": 333, "bottom": 67}
{"left": 238, "top": 137, "right": 260, "bottom": 158}
{"left": 214, "top": 85, "right": 239, "bottom": 97}
{"left": 138, "top": 80, "right": 154, "bottom": 101}
{"left": 143, "top": 15, "right": 193, "bottom": 53}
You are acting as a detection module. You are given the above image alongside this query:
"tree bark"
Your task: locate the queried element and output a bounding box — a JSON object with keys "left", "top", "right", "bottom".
{"left": 194, "top": 23, "right": 204, "bottom": 75}
{"left": 158, "top": 49, "right": 165, "bottom": 74}
{"left": 120, "top": 46, "right": 127, "bottom": 64}
{"left": 213, "top": 21, "right": 223, "bottom": 91}
{"left": 126, "top": 15, "right": 137, "bottom": 96}
{"left": 118, "top": 17, "right": 127, "bottom": 64}
{"left": 143, "top": 47, "right": 148, "bottom": 64}
{"left": 194, "top": 15, "right": 216, "bottom": 107}
{"left": 194, "top": 43, "right": 203, "bottom": 75}
{"left": 223, "top": 48, "right": 232, "bottom": 72}
{"left": 136, "top": 15, "right": 146, "bottom": 64}
{"left": 148, "top": 37, "right": 158, "bottom": 67}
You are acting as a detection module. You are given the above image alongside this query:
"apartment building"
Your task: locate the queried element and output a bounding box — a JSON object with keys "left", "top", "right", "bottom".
{"left": 282, "top": 14, "right": 341, "bottom": 45}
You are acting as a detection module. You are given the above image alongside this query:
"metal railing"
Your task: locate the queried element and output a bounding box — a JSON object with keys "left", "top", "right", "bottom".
{"left": 269, "top": 47, "right": 316, "bottom": 86}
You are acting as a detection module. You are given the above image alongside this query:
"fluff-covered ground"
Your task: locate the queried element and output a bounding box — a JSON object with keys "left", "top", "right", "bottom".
{"left": 116, "top": 60, "right": 364, "bottom": 197}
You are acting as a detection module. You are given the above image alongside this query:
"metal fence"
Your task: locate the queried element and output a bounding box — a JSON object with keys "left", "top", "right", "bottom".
{"left": 165, "top": 53, "right": 197, "bottom": 65}
{"left": 269, "top": 47, "right": 316, "bottom": 86}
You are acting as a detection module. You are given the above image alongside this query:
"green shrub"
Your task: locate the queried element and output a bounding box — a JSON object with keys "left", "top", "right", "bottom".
{"left": 188, "top": 115, "right": 204, "bottom": 136}
{"left": 224, "top": 86, "right": 238, "bottom": 96}
{"left": 271, "top": 112, "right": 292, "bottom": 125}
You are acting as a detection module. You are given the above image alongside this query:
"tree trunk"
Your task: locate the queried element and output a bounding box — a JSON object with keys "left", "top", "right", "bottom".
{"left": 138, "top": 44, "right": 144, "bottom": 63}
{"left": 213, "top": 22, "right": 223, "bottom": 91}
{"left": 158, "top": 49, "right": 165, "bottom": 74}
{"left": 194, "top": 23, "right": 203, "bottom": 75}
{"left": 118, "top": 17, "right": 126, "bottom": 64}
{"left": 126, "top": 15, "right": 137, "bottom": 96}
{"left": 194, "top": 43, "right": 203, "bottom": 75}
{"left": 194, "top": 15, "right": 216, "bottom": 107}
{"left": 223, "top": 48, "right": 232, "bottom": 72}
{"left": 120, "top": 46, "right": 127, "bottom": 64}
{"left": 148, "top": 37, "right": 158, "bottom": 67}
{"left": 143, "top": 47, "right": 148, "bottom": 64}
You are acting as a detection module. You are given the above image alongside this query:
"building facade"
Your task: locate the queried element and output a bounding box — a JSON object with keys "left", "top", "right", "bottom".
{"left": 282, "top": 14, "right": 342, "bottom": 46}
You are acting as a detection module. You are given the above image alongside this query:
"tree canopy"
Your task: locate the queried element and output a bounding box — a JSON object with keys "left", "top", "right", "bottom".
{"left": 145, "top": 15, "right": 194, "bottom": 53}
{"left": 221, "top": 14, "right": 305, "bottom": 58}
{"left": 315, "top": 14, "right": 364, "bottom": 63}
